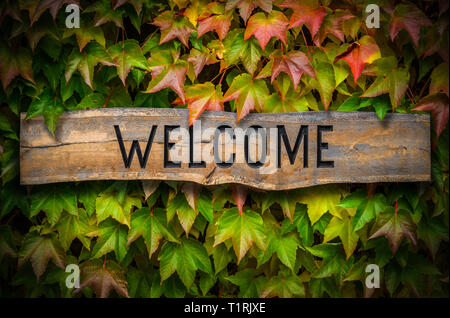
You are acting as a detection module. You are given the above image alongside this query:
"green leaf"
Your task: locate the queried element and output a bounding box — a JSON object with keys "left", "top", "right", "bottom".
{"left": 30, "top": 184, "right": 77, "bottom": 226}
{"left": 95, "top": 182, "right": 142, "bottom": 228}
{"left": 167, "top": 193, "right": 198, "bottom": 234}
{"left": 296, "top": 185, "right": 343, "bottom": 225}
{"left": 223, "top": 29, "right": 262, "bottom": 75}
{"left": 109, "top": 39, "right": 149, "bottom": 85}
{"left": 417, "top": 216, "right": 449, "bottom": 260}
{"left": 339, "top": 189, "right": 387, "bottom": 231}
{"left": 127, "top": 207, "right": 179, "bottom": 258}
{"left": 91, "top": 218, "right": 129, "bottom": 263}
{"left": 63, "top": 25, "right": 106, "bottom": 51}
{"left": 65, "top": 42, "right": 114, "bottom": 89}
{"left": 260, "top": 270, "right": 305, "bottom": 298}
{"left": 159, "top": 237, "right": 212, "bottom": 288}
{"left": 324, "top": 214, "right": 359, "bottom": 260}
{"left": 214, "top": 207, "right": 267, "bottom": 264}
{"left": 25, "top": 89, "right": 65, "bottom": 135}
{"left": 18, "top": 232, "right": 65, "bottom": 282}
{"left": 55, "top": 209, "right": 91, "bottom": 251}
{"left": 223, "top": 73, "right": 269, "bottom": 122}
{"left": 226, "top": 269, "right": 266, "bottom": 298}
{"left": 362, "top": 68, "right": 410, "bottom": 110}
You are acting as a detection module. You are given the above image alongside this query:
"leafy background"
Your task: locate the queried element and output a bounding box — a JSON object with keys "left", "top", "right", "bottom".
{"left": 0, "top": 0, "right": 448, "bottom": 298}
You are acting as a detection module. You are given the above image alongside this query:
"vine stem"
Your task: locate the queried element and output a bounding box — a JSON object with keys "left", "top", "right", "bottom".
{"left": 218, "top": 68, "right": 226, "bottom": 85}
{"left": 301, "top": 28, "right": 313, "bottom": 65}
{"left": 103, "top": 88, "right": 114, "bottom": 107}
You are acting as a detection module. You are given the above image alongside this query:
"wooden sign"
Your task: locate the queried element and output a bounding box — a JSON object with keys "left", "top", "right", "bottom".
{"left": 20, "top": 108, "right": 431, "bottom": 190}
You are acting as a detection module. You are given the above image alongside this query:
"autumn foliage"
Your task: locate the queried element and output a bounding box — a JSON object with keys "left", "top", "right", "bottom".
{"left": 0, "top": 0, "right": 448, "bottom": 298}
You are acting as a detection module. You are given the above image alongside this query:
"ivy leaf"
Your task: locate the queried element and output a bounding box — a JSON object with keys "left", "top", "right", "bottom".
{"left": 223, "top": 73, "right": 269, "bottom": 122}
{"left": 258, "top": 229, "right": 299, "bottom": 271}
{"left": 430, "top": 63, "right": 449, "bottom": 97}
{"left": 295, "top": 185, "right": 343, "bottom": 225}
{"left": 0, "top": 225, "right": 17, "bottom": 262}
{"left": 261, "top": 190, "right": 297, "bottom": 221}
{"left": 181, "top": 83, "right": 224, "bottom": 126}
{"left": 292, "top": 205, "right": 314, "bottom": 246}
{"left": 244, "top": 11, "right": 289, "bottom": 51}
{"left": 230, "top": 184, "right": 248, "bottom": 214}
{"left": 0, "top": 182, "right": 28, "bottom": 219}
{"left": 362, "top": 68, "right": 410, "bottom": 110}
{"left": 76, "top": 259, "right": 129, "bottom": 298}
{"left": 146, "top": 50, "right": 188, "bottom": 103}
{"left": 260, "top": 270, "right": 305, "bottom": 298}
{"left": 187, "top": 48, "right": 218, "bottom": 78}
{"left": 109, "top": 39, "right": 149, "bottom": 86}
{"left": 369, "top": 207, "right": 417, "bottom": 254}
{"left": 90, "top": 218, "right": 129, "bottom": 263}
{"left": 63, "top": 25, "right": 106, "bottom": 52}
{"left": 65, "top": 42, "right": 115, "bottom": 89}
{"left": 225, "top": 0, "right": 272, "bottom": 23}
{"left": 338, "top": 189, "right": 386, "bottom": 231}
{"left": 223, "top": 30, "right": 262, "bottom": 75}
{"left": 18, "top": 232, "right": 65, "bottom": 282}
{"left": 417, "top": 216, "right": 449, "bottom": 260}
{"left": 324, "top": 214, "right": 359, "bottom": 260}
{"left": 311, "top": 61, "right": 335, "bottom": 111}
{"left": 55, "top": 209, "right": 91, "bottom": 251}
{"left": 31, "top": 0, "right": 79, "bottom": 22}
{"left": 85, "top": 0, "right": 124, "bottom": 28}
{"left": 280, "top": 0, "right": 327, "bottom": 39}
{"left": 25, "top": 89, "right": 65, "bottom": 136}
{"left": 167, "top": 193, "right": 198, "bottom": 235}
{"left": 152, "top": 11, "right": 195, "bottom": 47}
{"left": 270, "top": 50, "right": 315, "bottom": 91}
{"left": 226, "top": 269, "right": 266, "bottom": 297}
{"left": 95, "top": 183, "right": 142, "bottom": 228}
{"left": 389, "top": 3, "right": 432, "bottom": 47}
{"left": 159, "top": 238, "right": 213, "bottom": 288}
{"left": 314, "top": 9, "right": 354, "bottom": 46}
{"left": 181, "top": 182, "right": 202, "bottom": 211}
{"left": 0, "top": 46, "right": 34, "bottom": 90}
{"left": 334, "top": 35, "right": 381, "bottom": 84}
{"left": 126, "top": 207, "right": 179, "bottom": 259}
{"left": 264, "top": 91, "right": 309, "bottom": 113}
{"left": 214, "top": 207, "right": 266, "bottom": 263}
{"left": 198, "top": 10, "right": 232, "bottom": 41}
{"left": 412, "top": 93, "right": 449, "bottom": 139}
{"left": 30, "top": 183, "right": 77, "bottom": 226}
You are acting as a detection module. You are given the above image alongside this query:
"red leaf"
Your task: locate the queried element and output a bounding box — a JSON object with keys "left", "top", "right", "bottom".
{"left": 230, "top": 184, "right": 247, "bottom": 214}
{"left": 280, "top": 0, "right": 327, "bottom": 39}
{"left": 412, "top": 93, "right": 449, "bottom": 140}
{"left": 389, "top": 3, "right": 432, "bottom": 47}
{"left": 187, "top": 48, "right": 218, "bottom": 78}
{"left": 146, "top": 50, "right": 188, "bottom": 103}
{"left": 313, "top": 10, "right": 354, "bottom": 46}
{"left": 334, "top": 36, "right": 381, "bottom": 84}
{"left": 225, "top": 0, "right": 272, "bottom": 23}
{"left": 183, "top": 83, "right": 224, "bottom": 126}
{"left": 270, "top": 50, "right": 315, "bottom": 90}
{"left": 152, "top": 11, "right": 195, "bottom": 47}
{"left": 198, "top": 14, "right": 232, "bottom": 41}
{"left": 244, "top": 11, "right": 289, "bottom": 51}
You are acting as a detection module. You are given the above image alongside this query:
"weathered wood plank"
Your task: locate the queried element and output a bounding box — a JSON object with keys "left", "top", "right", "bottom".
{"left": 20, "top": 108, "right": 431, "bottom": 190}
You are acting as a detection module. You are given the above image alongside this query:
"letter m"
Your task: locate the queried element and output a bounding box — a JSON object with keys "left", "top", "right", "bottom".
{"left": 114, "top": 125, "right": 157, "bottom": 168}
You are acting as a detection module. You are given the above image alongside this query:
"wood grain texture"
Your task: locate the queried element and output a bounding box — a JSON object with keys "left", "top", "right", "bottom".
{"left": 20, "top": 108, "right": 431, "bottom": 190}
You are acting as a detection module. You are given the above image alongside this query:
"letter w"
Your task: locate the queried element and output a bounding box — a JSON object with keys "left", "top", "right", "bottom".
{"left": 114, "top": 125, "right": 157, "bottom": 168}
